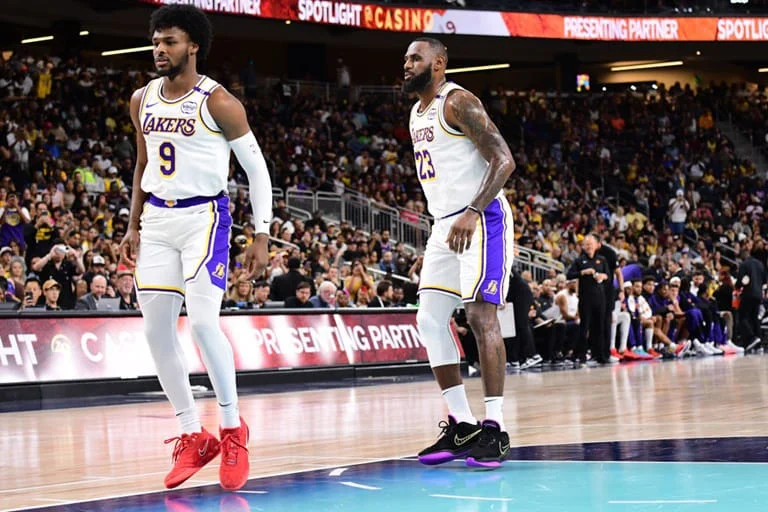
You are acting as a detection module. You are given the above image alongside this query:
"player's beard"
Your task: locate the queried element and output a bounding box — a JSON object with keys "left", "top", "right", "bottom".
{"left": 403, "top": 66, "right": 433, "bottom": 94}
{"left": 156, "top": 52, "right": 188, "bottom": 80}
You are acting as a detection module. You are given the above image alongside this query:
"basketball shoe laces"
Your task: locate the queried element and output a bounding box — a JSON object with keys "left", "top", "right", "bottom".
{"left": 220, "top": 431, "right": 248, "bottom": 466}
{"left": 435, "top": 419, "right": 454, "bottom": 439}
{"left": 164, "top": 433, "right": 196, "bottom": 464}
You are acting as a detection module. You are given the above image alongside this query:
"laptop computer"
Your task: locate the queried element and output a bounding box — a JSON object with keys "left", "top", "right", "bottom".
{"left": 96, "top": 297, "right": 122, "bottom": 311}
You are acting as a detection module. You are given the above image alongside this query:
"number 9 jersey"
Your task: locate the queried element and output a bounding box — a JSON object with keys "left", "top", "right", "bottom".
{"left": 139, "top": 75, "right": 230, "bottom": 201}
{"left": 408, "top": 82, "right": 499, "bottom": 219}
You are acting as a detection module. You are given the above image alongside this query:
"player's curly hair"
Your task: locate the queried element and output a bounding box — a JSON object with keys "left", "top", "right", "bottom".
{"left": 149, "top": 4, "right": 213, "bottom": 64}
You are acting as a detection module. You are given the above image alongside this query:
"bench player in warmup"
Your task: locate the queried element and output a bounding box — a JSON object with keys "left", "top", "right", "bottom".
{"left": 404, "top": 38, "right": 516, "bottom": 468}
{"left": 120, "top": 5, "right": 271, "bottom": 490}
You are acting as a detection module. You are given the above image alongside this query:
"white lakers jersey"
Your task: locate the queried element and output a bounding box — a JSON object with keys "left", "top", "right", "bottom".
{"left": 409, "top": 81, "right": 497, "bottom": 218}
{"left": 139, "top": 75, "right": 230, "bottom": 200}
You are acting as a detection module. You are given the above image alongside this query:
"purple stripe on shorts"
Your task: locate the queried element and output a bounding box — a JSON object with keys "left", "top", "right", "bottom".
{"left": 477, "top": 198, "right": 506, "bottom": 305}
{"left": 186, "top": 196, "right": 232, "bottom": 291}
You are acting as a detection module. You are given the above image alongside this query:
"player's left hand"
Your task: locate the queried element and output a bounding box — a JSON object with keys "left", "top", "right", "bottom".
{"left": 245, "top": 233, "right": 269, "bottom": 280}
{"left": 446, "top": 209, "right": 479, "bottom": 254}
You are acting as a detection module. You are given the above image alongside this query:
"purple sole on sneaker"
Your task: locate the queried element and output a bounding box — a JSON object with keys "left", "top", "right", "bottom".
{"left": 417, "top": 450, "right": 469, "bottom": 466}
{"left": 465, "top": 457, "right": 503, "bottom": 469}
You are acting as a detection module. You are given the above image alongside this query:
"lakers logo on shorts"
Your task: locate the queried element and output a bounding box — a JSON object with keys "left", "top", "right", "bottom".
{"left": 213, "top": 263, "right": 225, "bottom": 279}
{"left": 483, "top": 280, "right": 498, "bottom": 296}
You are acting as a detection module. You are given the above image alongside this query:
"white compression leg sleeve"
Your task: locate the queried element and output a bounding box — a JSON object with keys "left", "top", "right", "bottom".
{"left": 417, "top": 291, "right": 462, "bottom": 368}
{"left": 185, "top": 278, "right": 240, "bottom": 429}
{"left": 617, "top": 311, "right": 631, "bottom": 352}
{"left": 138, "top": 292, "right": 201, "bottom": 434}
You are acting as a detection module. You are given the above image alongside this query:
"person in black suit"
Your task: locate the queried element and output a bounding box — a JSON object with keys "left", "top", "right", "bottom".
{"left": 284, "top": 281, "right": 314, "bottom": 308}
{"left": 75, "top": 274, "right": 109, "bottom": 310}
{"left": 368, "top": 280, "right": 393, "bottom": 308}
{"left": 270, "top": 257, "right": 313, "bottom": 301}
{"left": 738, "top": 244, "right": 768, "bottom": 350}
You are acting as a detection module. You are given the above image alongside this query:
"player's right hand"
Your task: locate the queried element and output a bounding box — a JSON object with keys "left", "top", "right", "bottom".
{"left": 120, "top": 227, "right": 140, "bottom": 268}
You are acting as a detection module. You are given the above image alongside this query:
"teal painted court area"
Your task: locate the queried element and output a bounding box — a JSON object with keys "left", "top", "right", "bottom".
{"left": 19, "top": 437, "right": 768, "bottom": 512}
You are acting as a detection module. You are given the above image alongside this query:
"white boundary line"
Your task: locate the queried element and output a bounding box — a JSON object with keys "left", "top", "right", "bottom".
{"left": 608, "top": 500, "right": 717, "bottom": 504}
{"left": 2, "top": 453, "right": 413, "bottom": 512}
{"left": 339, "top": 482, "right": 380, "bottom": 491}
{"left": 431, "top": 494, "right": 515, "bottom": 502}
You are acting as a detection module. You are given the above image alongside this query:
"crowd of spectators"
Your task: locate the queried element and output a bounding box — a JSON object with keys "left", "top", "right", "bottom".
{"left": 1, "top": 53, "right": 767, "bottom": 331}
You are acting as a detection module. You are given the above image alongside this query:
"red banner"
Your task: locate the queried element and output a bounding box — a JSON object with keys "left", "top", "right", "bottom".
{"left": 0, "top": 312, "right": 456, "bottom": 384}
{"left": 138, "top": 1, "right": 768, "bottom": 41}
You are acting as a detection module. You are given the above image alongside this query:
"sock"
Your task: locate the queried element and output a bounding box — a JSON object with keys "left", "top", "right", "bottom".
{"left": 644, "top": 328, "right": 654, "bottom": 350}
{"left": 484, "top": 396, "right": 505, "bottom": 431}
{"left": 441, "top": 384, "right": 476, "bottom": 425}
{"left": 219, "top": 402, "right": 241, "bottom": 430}
{"left": 176, "top": 407, "right": 202, "bottom": 434}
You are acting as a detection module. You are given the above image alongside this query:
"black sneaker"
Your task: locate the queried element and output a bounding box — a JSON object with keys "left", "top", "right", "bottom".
{"left": 417, "top": 415, "right": 481, "bottom": 466}
{"left": 465, "top": 420, "right": 510, "bottom": 469}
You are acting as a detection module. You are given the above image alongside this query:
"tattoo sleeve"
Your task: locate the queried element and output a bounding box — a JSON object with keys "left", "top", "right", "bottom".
{"left": 447, "top": 91, "right": 516, "bottom": 211}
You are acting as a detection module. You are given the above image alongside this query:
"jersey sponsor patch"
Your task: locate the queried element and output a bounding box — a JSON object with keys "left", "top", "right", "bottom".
{"left": 181, "top": 100, "right": 198, "bottom": 115}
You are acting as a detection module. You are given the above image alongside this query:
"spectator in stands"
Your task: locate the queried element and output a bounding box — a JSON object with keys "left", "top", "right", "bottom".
{"left": 310, "top": 281, "right": 337, "bottom": 308}
{"left": 224, "top": 276, "right": 255, "bottom": 310}
{"left": 252, "top": 280, "right": 271, "bottom": 309}
{"left": 355, "top": 288, "right": 370, "bottom": 308}
{"left": 554, "top": 278, "right": 579, "bottom": 359}
{"left": 345, "top": 260, "right": 374, "bottom": 303}
{"left": 0, "top": 277, "right": 7, "bottom": 305}
{"left": 391, "top": 284, "right": 406, "bottom": 307}
{"left": 75, "top": 274, "right": 108, "bottom": 310}
{"left": 285, "top": 281, "right": 314, "bottom": 308}
{"left": 0, "top": 246, "right": 12, "bottom": 273}
{"left": 83, "top": 254, "right": 106, "bottom": 287}
{"left": 33, "top": 241, "right": 82, "bottom": 309}
{"left": 19, "top": 276, "right": 43, "bottom": 310}
{"left": 369, "top": 280, "right": 393, "bottom": 308}
{"left": 271, "top": 257, "right": 310, "bottom": 301}
{"left": 42, "top": 279, "right": 61, "bottom": 311}
{"left": 115, "top": 266, "right": 138, "bottom": 310}
{"left": 335, "top": 289, "right": 352, "bottom": 308}
{"left": 324, "top": 266, "right": 343, "bottom": 291}
{"left": 0, "top": 192, "right": 30, "bottom": 250}
{"left": 668, "top": 189, "right": 690, "bottom": 235}
{"left": 6, "top": 256, "right": 26, "bottom": 302}
{"left": 379, "top": 250, "right": 397, "bottom": 274}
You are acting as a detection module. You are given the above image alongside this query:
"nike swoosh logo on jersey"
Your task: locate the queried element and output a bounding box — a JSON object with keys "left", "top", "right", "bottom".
{"left": 145, "top": 102, "right": 158, "bottom": 109}
{"left": 199, "top": 439, "right": 209, "bottom": 457}
{"left": 454, "top": 429, "right": 481, "bottom": 446}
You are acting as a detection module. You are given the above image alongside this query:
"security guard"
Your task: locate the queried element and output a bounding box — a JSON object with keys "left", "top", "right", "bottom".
{"left": 567, "top": 234, "right": 610, "bottom": 364}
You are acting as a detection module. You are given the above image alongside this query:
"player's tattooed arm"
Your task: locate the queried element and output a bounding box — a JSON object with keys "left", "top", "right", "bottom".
{"left": 444, "top": 90, "right": 515, "bottom": 211}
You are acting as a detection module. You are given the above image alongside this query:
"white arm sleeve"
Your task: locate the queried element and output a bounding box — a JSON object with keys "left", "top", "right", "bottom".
{"left": 229, "top": 131, "right": 273, "bottom": 235}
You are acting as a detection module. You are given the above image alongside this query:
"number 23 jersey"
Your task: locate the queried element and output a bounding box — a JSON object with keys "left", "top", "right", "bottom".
{"left": 139, "top": 75, "right": 231, "bottom": 201}
{"left": 408, "top": 82, "right": 495, "bottom": 218}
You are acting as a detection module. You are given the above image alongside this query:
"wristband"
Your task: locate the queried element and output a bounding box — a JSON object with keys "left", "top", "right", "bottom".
{"left": 467, "top": 205, "right": 481, "bottom": 215}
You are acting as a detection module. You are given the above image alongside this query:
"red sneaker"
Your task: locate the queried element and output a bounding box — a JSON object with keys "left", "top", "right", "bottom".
{"left": 647, "top": 348, "right": 663, "bottom": 359}
{"left": 219, "top": 416, "right": 250, "bottom": 490}
{"left": 610, "top": 348, "right": 622, "bottom": 359}
{"left": 163, "top": 428, "right": 220, "bottom": 489}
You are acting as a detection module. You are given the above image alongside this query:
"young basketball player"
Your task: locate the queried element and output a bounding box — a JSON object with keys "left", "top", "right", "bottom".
{"left": 119, "top": 5, "right": 271, "bottom": 490}
{"left": 404, "top": 38, "right": 516, "bottom": 468}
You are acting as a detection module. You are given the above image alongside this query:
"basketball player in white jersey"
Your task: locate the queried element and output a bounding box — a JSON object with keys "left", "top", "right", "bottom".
{"left": 405, "top": 38, "right": 516, "bottom": 468}
{"left": 119, "top": 5, "right": 271, "bottom": 490}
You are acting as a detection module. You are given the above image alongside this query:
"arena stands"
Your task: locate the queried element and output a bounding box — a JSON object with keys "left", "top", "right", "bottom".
{"left": 1, "top": 52, "right": 767, "bottom": 366}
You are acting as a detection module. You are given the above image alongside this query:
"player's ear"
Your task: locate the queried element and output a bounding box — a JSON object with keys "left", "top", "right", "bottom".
{"left": 188, "top": 42, "right": 199, "bottom": 57}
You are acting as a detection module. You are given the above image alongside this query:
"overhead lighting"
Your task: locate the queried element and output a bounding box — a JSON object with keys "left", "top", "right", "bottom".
{"left": 759, "top": 67, "right": 768, "bottom": 72}
{"left": 21, "top": 35, "right": 54, "bottom": 44}
{"left": 80, "top": 30, "right": 89, "bottom": 36}
{"left": 101, "top": 45, "right": 154, "bottom": 56}
{"left": 610, "top": 60, "right": 684, "bottom": 72}
{"left": 446, "top": 63, "right": 510, "bottom": 75}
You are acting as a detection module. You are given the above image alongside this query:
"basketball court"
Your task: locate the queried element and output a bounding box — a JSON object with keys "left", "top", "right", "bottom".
{"left": 3, "top": 355, "right": 768, "bottom": 511}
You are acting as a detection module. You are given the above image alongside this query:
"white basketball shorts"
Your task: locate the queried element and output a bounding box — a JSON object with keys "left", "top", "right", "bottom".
{"left": 418, "top": 197, "right": 514, "bottom": 305}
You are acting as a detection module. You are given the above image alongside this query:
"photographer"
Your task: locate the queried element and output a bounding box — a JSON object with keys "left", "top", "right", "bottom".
{"left": 19, "top": 276, "right": 44, "bottom": 310}
{"left": 667, "top": 189, "right": 690, "bottom": 235}
{"left": 32, "top": 240, "right": 84, "bottom": 309}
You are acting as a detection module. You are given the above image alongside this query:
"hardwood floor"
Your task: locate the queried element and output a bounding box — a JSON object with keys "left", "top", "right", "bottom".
{"left": 2, "top": 355, "right": 767, "bottom": 511}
